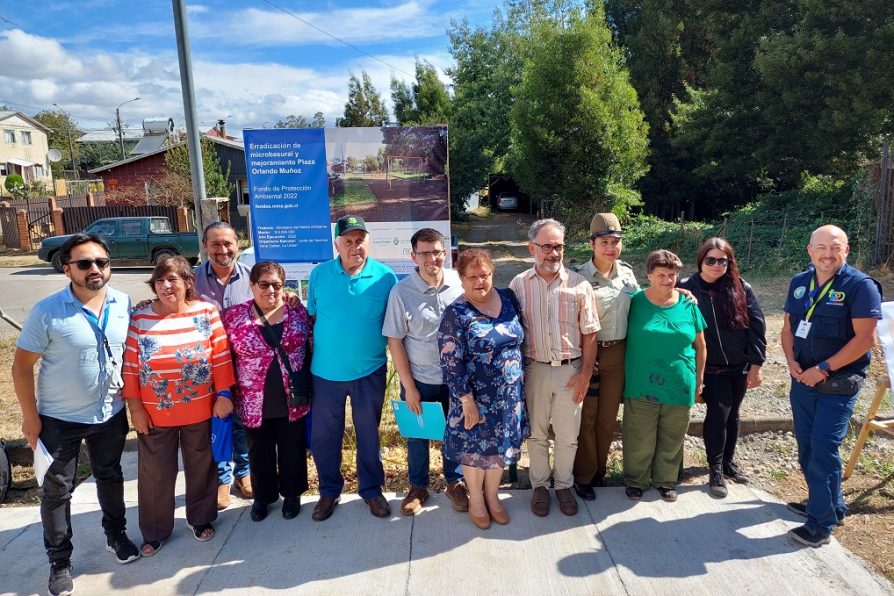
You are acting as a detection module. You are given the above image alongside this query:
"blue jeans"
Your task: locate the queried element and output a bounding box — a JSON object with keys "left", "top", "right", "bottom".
{"left": 789, "top": 381, "right": 857, "bottom": 535}
{"left": 404, "top": 381, "right": 462, "bottom": 488}
{"left": 217, "top": 411, "right": 250, "bottom": 484}
{"left": 311, "top": 365, "right": 387, "bottom": 500}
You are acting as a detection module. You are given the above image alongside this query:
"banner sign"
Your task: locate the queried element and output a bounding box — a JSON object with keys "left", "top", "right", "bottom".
{"left": 243, "top": 128, "right": 333, "bottom": 262}
{"left": 243, "top": 126, "right": 450, "bottom": 277}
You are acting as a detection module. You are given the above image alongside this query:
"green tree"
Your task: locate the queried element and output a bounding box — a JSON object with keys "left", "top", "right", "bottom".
{"left": 165, "top": 138, "right": 233, "bottom": 200}
{"left": 510, "top": 10, "right": 649, "bottom": 234}
{"left": 32, "top": 109, "right": 83, "bottom": 176}
{"left": 78, "top": 142, "right": 122, "bottom": 172}
{"left": 391, "top": 59, "right": 452, "bottom": 125}
{"left": 341, "top": 70, "right": 389, "bottom": 127}
{"left": 311, "top": 111, "right": 326, "bottom": 127}
{"left": 275, "top": 115, "right": 310, "bottom": 128}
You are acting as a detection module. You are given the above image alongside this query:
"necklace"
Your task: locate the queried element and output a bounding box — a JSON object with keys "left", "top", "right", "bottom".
{"left": 473, "top": 291, "right": 500, "bottom": 318}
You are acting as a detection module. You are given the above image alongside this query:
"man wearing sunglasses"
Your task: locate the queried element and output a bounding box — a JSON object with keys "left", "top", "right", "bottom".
{"left": 383, "top": 228, "right": 468, "bottom": 516}
{"left": 510, "top": 219, "right": 599, "bottom": 518}
{"left": 13, "top": 233, "right": 139, "bottom": 596}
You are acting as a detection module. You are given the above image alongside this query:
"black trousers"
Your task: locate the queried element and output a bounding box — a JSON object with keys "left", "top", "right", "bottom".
{"left": 245, "top": 416, "right": 308, "bottom": 504}
{"left": 702, "top": 373, "right": 748, "bottom": 467}
{"left": 39, "top": 409, "right": 129, "bottom": 565}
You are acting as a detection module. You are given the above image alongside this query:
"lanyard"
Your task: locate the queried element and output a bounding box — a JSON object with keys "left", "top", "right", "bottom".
{"left": 803, "top": 275, "right": 835, "bottom": 322}
{"left": 81, "top": 301, "right": 113, "bottom": 360}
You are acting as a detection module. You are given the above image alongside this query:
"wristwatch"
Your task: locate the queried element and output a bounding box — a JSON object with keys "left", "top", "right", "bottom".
{"left": 817, "top": 361, "right": 832, "bottom": 376}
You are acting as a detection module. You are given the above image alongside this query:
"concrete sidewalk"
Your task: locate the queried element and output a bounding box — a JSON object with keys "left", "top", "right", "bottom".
{"left": 0, "top": 451, "right": 890, "bottom": 596}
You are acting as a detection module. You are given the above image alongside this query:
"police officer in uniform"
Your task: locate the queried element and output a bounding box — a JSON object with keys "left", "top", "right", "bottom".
{"left": 572, "top": 213, "right": 639, "bottom": 499}
{"left": 782, "top": 225, "right": 881, "bottom": 547}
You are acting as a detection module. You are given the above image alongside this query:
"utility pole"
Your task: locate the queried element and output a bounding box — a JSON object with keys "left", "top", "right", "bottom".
{"left": 172, "top": 0, "right": 207, "bottom": 256}
{"left": 115, "top": 97, "right": 140, "bottom": 160}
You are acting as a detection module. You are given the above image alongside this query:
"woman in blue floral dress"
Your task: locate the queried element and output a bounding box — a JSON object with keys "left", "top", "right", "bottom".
{"left": 438, "top": 248, "right": 528, "bottom": 530}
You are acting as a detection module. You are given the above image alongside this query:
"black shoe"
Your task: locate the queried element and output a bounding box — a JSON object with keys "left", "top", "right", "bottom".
{"left": 708, "top": 468, "right": 728, "bottom": 498}
{"left": 365, "top": 494, "right": 392, "bottom": 518}
{"left": 106, "top": 531, "right": 140, "bottom": 564}
{"left": 625, "top": 486, "right": 643, "bottom": 501}
{"left": 312, "top": 496, "right": 340, "bottom": 521}
{"left": 574, "top": 482, "right": 596, "bottom": 501}
{"left": 723, "top": 461, "right": 749, "bottom": 484}
{"left": 250, "top": 501, "right": 268, "bottom": 522}
{"left": 282, "top": 497, "right": 301, "bottom": 519}
{"left": 48, "top": 561, "right": 74, "bottom": 596}
{"left": 658, "top": 486, "right": 678, "bottom": 502}
{"left": 788, "top": 524, "right": 831, "bottom": 547}
{"left": 786, "top": 501, "right": 845, "bottom": 526}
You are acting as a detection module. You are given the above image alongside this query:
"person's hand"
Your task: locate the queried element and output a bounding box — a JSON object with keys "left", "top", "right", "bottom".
{"left": 213, "top": 396, "right": 234, "bottom": 418}
{"left": 284, "top": 292, "right": 302, "bottom": 308}
{"left": 566, "top": 371, "right": 589, "bottom": 404}
{"left": 787, "top": 359, "right": 804, "bottom": 382}
{"left": 21, "top": 413, "right": 41, "bottom": 450}
{"left": 133, "top": 298, "right": 154, "bottom": 312}
{"left": 800, "top": 366, "right": 827, "bottom": 388}
{"left": 695, "top": 383, "right": 705, "bottom": 404}
{"left": 127, "top": 401, "right": 154, "bottom": 434}
{"left": 405, "top": 386, "right": 423, "bottom": 415}
{"left": 461, "top": 398, "right": 480, "bottom": 429}
{"left": 678, "top": 288, "right": 698, "bottom": 304}
{"left": 747, "top": 366, "right": 763, "bottom": 389}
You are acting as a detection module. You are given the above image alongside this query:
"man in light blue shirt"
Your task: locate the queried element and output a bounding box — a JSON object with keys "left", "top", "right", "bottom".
{"left": 13, "top": 233, "right": 139, "bottom": 596}
{"left": 307, "top": 215, "right": 397, "bottom": 521}
{"left": 382, "top": 228, "right": 467, "bottom": 515}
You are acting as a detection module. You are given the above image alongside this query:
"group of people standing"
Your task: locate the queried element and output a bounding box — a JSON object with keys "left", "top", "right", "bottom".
{"left": 12, "top": 210, "right": 881, "bottom": 596}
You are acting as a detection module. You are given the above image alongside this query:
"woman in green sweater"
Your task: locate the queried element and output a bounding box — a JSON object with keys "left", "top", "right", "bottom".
{"left": 622, "top": 250, "right": 707, "bottom": 502}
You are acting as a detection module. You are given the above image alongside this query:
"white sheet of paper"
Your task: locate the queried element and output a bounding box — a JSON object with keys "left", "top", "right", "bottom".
{"left": 34, "top": 439, "right": 54, "bottom": 487}
{"left": 878, "top": 302, "right": 894, "bottom": 382}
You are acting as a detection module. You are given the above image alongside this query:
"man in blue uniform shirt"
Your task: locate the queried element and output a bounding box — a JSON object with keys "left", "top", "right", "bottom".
{"left": 781, "top": 225, "right": 882, "bottom": 547}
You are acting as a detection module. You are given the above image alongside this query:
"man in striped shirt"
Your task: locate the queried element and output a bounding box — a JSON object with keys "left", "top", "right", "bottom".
{"left": 510, "top": 219, "right": 599, "bottom": 518}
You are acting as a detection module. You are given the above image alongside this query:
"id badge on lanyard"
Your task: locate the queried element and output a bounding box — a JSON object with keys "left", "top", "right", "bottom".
{"left": 82, "top": 301, "right": 123, "bottom": 390}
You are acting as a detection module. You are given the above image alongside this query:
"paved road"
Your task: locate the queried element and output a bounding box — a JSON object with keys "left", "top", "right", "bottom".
{"left": 0, "top": 265, "right": 156, "bottom": 335}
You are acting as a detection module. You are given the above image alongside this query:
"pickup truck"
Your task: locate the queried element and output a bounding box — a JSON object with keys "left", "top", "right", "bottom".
{"left": 39, "top": 216, "right": 200, "bottom": 272}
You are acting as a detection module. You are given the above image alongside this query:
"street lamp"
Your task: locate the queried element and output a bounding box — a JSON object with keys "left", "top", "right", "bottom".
{"left": 115, "top": 97, "right": 141, "bottom": 160}
{"left": 52, "top": 103, "right": 79, "bottom": 180}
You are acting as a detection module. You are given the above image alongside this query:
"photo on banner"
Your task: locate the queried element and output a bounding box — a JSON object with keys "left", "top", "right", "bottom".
{"left": 243, "top": 126, "right": 450, "bottom": 279}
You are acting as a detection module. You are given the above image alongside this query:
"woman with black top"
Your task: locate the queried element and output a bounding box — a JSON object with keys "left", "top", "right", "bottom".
{"left": 222, "top": 261, "right": 312, "bottom": 521}
{"left": 678, "top": 238, "right": 767, "bottom": 498}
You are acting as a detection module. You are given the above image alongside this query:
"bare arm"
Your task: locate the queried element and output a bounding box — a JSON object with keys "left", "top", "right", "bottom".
{"left": 387, "top": 337, "right": 423, "bottom": 414}
{"left": 781, "top": 313, "right": 804, "bottom": 382}
{"left": 566, "top": 332, "right": 596, "bottom": 404}
{"left": 800, "top": 318, "right": 878, "bottom": 387}
{"left": 12, "top": 348, "right": 42, "bottom": 449}
{"left": 693, "top": 331, "right": 706, "bottom": 394}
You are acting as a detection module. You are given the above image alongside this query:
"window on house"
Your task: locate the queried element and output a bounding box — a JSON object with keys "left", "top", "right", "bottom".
{"left": 0, "top": 164, "right": 7, "bottom": 176}
{"left": 34, "top": 165, "right": 44, "bottom": 177}
{"left": 22, "top": 131, "right": 32, "bottom": 145}
{"left": 3, "top": 130, "right": 15, "bottom": 143}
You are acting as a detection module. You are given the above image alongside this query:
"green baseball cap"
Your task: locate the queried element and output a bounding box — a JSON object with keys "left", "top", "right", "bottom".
{"left": 335, "top": 214, "right": 368, "bottom": 236}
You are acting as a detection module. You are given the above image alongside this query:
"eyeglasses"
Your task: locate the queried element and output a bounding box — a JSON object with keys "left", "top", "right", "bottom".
{"left": 464, "top": 272, "right": 493, "bottom": 283}
{"left": 414, "top": 250, "right": 445, "bottom": 259}
{"left": 256, "top": 281, "right": 284, "bottom": 291}
{"left": 531, "top": 242, "right": 565, "bottom": 254}
{"left": 70, "top": 258, "right": 110, "bottom": 270}
{"left": 704, "top": 257, "right": 730, "bottom": 267}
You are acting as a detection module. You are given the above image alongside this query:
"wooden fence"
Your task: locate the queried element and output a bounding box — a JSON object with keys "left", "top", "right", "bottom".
{"left": 875, "top": 142, "right": 894, "bottom": 266}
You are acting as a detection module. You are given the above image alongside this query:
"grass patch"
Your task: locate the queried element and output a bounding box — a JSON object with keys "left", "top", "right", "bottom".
{"left": 331, "top": 180, "right": 376, "bottom": 207}
{"left": 768, "top": 469, "right": 789, "bottom": 481}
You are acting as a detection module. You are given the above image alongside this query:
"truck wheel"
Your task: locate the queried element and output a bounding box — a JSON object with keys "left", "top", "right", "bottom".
{"left": 0, "top": 442, "right": 10, "bottom": 504}
{"left": 153, "top": 249, "right": 176, "bottom": 265}
{"left": 51, "top": 251, "right": 65, "bottom": 273}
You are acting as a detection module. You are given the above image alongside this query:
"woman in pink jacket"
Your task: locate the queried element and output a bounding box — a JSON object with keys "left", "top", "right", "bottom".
{"left": 222, "top": 261, "right": 311, "bottom": 522}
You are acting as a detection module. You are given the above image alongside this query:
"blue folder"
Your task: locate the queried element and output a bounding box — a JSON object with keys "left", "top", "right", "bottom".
{"left": 391, "top": 400, "right": 447, "bottom": 441}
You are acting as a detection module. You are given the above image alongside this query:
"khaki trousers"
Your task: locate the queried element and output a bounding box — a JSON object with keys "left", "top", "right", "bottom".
{"left": 573, "top": 340, "right": 626, "bottom": 485}
{"left": 622, "top": 398, "right": 690, "bottom": 489}
{"left": 137, "top": 419, "right": 218, "bottom": 543}
{"left": 525, "top": 359, "right": 583, "bottom": 490}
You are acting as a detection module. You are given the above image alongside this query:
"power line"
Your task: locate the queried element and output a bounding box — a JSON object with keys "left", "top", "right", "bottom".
{"left": 0, "top": 99, "right": 115, "bottom": 124}
{"left": 259, "top": 0, "right": 414, "bottom": 79}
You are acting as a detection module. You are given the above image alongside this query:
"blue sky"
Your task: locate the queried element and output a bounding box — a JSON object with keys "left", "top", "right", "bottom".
{"left": 0, "top": 0, "right": 502, "bottom": 136}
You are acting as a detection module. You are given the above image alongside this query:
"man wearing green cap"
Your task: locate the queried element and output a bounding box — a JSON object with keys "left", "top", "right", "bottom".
{"left": 307, "top": 214, "right": 398, "bottom": 521}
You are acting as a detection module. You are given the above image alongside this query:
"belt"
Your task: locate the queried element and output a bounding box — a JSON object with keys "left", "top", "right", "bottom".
{"left": 534, "top": 357, "right": 581, "bottom": 367}
{"left": 597, "top": 340, "right": 624, "bottom": 348}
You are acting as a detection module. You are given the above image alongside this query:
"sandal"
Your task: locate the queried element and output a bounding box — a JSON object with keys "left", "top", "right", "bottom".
{"left": 658, "top": 486, "right": 678, "bottom": 502}
{"left": 186, "top": 522, "right": 215, "bottom": 542}
{"left": 140, "top": 541, "right": 163, "bottom": 557}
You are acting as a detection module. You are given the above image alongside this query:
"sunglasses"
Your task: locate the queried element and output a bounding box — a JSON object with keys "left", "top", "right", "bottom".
{"left": 704, "top": 257, "right": 730, "bottom": 267}
{"left": 70, "top": 258, "right": 111, "bottom": 270}
{"left": 256, "top": 281, "right": 284, "bottom": 291}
